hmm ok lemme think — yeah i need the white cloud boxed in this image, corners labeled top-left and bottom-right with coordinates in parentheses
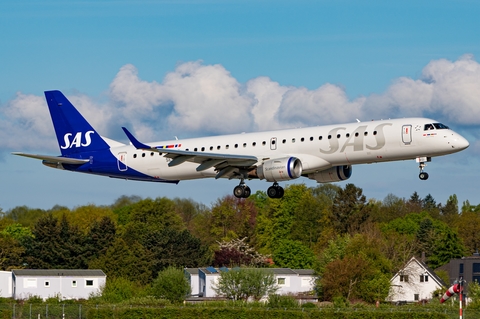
top-left (1, 55), bottom-right (480, 154)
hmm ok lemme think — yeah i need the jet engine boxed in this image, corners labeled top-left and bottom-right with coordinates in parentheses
top-left (256, 157), bottom-right (303, 182)
top-left (308, 165), bottom-right (352, 183)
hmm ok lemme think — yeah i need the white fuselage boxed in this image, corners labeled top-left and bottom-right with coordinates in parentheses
top-left (111, 118), bottom-right (468, 182)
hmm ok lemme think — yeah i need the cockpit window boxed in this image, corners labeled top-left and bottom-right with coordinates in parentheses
top-left (424, 123), bottom-right (449, 131)
top-left (433, 123), bottom-right (449, 129)
top-left (424, 124), bottom-right (435, 130)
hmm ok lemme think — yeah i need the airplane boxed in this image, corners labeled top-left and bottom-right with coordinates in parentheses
top-left (13, 90), bottom-right (470, 199)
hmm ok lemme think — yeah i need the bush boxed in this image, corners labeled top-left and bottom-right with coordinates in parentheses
top-left (267, 294), bottom-right (299, 309)
top-left (152, 267), bottom-right (190, 304)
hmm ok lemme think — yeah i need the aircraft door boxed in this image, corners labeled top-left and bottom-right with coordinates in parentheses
top-left (270, 137), bottom-right (277, 150)
top-left (117, 152), bottom-right (127, 171)
top-left (402, 125), bottom-right (412, 145)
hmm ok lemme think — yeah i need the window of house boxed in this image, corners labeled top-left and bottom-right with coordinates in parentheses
top-left (72, 280), bottom-right (77, 288)
top-left (86, 280), bottom-right (94, 287)
top-left (420, 275), bottom-right (429, 282)
top-left (414, 294), bottom-right (419, 301)
top-left (24, 278), bottom-right (37, 288)
top-left (400, 275), bottom-right (409, 282)
top-left (460, 263), bottom-right (464, 275)
top-left (277, 278), bottom-right (286, 285)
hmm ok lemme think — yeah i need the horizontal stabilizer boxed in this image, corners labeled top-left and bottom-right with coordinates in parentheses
top-left (12, 152), bottom-right (89, 165)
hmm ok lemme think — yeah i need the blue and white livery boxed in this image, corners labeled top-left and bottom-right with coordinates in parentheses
top-left (13, 90), bottom-right (469, 199)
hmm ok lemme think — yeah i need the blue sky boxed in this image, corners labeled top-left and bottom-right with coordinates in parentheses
top-left (1, 0), bottom-right (480, 211)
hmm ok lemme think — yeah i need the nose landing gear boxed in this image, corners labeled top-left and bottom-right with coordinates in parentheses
top-left (418, 159), bottom-right (429, 180)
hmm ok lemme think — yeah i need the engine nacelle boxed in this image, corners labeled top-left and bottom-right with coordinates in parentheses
top-left (256, 157), bottom-right (303, 182)
top-left (308, 165), bottom-right (352, 183)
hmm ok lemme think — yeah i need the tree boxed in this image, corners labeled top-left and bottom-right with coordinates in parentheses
top-left (143, 227), bottom-right (210, 276)
top-left (331, 184), bottom-right (371, 234)
top-left (213, 237), bottom-right (269, 267)
top-left (152, 267), bottom-right (190, 303)
top-left (84, 216), bottom-right (116, 262)
top-left (23, 214), bottom-right (86, 269)
top-left (440, 194), bottom-right (459, 226)
top-left (213, 268), bottom-right (278, 301)
top-left (455, 211), bottom-right (480, 254)
top-left (209, 195), bottom-right (258, 242)
top-left (273, 239), bottom-right (316, 269)
top-left (89, 237), bottom-right (152, 285)
top-left (0, 234), bottom-right (24, 270)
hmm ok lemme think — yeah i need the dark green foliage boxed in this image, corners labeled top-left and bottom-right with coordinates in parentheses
top-left (86, 307), bottom-right (449, 319)
top-left (89, 237), bottom-right (153, 285)
top-left (331, 184), bottom-right (371, 234)
top-left (143, 228), bottom-right (210, 275)
top-left (267, 294), bottom-right (299, 308)
top-left (22, 214), bottom-right (86, 268)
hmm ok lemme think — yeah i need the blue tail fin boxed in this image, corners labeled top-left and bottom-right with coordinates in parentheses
top-left (45, 90), bottom-right (110, 156)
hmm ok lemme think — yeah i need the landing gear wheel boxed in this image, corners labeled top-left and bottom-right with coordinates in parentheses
top-left (243, 186), bottom-right (251, 198)
top-left (267, 186), bottom-right (278, 198)
top-left (419, 172), bottom-right (429, 180)
top-left (233, 185), bottom-right (251, 198)
top-left (234, 185), bottom-right (245, 198)
top-left (267, 183), bottom-right (284, 199)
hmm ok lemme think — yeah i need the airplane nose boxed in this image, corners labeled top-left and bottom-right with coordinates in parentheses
top-left (454, 134), bottom-right (469, 150)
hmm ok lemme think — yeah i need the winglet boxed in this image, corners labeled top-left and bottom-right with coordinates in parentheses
top-left (122, 127), bottom-right (153, 150)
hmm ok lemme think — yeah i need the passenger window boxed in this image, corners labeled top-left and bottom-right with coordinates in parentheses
top-left (243, 143), bottom-right (247, 147)
top-left (282, 139), bottom-right (286, 144)
top-left (252, 142), bottom-right (256, 146)
top-left (301, 137), bottom-right (305, 142)
top-left (292, 138), bottom-right (296, 143)
top-left (337, 134), bottom-right (341, 138)
top-left (310, 137), bottom-right (313, 141)
top-left (262, 141), bottom-right (266, 146)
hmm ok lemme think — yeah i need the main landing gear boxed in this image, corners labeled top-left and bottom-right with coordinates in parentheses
top-left (267, 182), bottom-right (284, 199)
top-left (233, 182), bottom-right (251, 198)
top-left (232, 181), bottom-right (285, 199)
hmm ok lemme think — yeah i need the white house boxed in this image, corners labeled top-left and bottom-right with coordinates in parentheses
top-left (0, 271), bottom-right (12, 298)
top-left (387, 256), bottom-right (446, 303)
top-left (195, 267), bottom-right (315, 298)
top-left (12, 269), bottom-right (106, 300)
top-left (184, 268), bottom-right (200, 296)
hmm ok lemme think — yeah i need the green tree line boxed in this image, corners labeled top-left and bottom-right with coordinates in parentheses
top-left (1, 183), bottom-right (478, 303)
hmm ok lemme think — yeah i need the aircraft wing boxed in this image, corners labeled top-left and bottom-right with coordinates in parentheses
top-left (12, 152), bottom-right (90, 165)
top-left (122, 127), bottom-right (258, 179)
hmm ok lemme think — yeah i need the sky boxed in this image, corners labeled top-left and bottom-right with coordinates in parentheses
top-left (1, 0), bottom-right (480, 211)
